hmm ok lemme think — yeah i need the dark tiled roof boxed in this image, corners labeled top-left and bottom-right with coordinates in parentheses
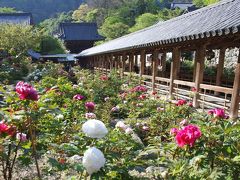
top-left (0, 13), bottom-right (33, 25)
top-left (59, 23), bottom-right (104, 41)
top-left (79, 0), bottom-right (240, 56)
top-left (172, 0), bottom-right (193, 3)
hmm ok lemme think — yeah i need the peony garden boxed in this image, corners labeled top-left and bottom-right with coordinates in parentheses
top-left (0, 63), bottom-right (239, 180)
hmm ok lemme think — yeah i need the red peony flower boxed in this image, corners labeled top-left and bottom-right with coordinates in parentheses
top-left (15, 81), bottom-right (38, 101)
top-left (176, 99), bottom-right (187, 106)
top-left (138, 94), bottom-right (147, 100)
top-left (175, 124), bottom-right (201, 148)
top-left (208, 108), bottom-right (228, 119)
top-left (191, 87), bottom-right (197, 92)
top-left (131, 85), bottom-right (148, 93)
top-left (85, 102), bottom-right (95, 112)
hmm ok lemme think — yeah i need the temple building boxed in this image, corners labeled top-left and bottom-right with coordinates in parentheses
top-left (58, 23), bottom-right (104, 53)
top-left (0, 12), bottom-right (33, 25)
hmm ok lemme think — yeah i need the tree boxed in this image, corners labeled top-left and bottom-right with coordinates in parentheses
top-left (193, 0), bottom-right (219, 7)
top-left (99, 16), bottom-right (129, 40)
top-left (158, 8), bottom-right (182, 21)
top-left (40, 36), bottom-right (66, 55)
top-left (72, 4), bottom-right (92, 22)
top-left (38, 12), bottom-right (72, 35)
top-left (0, 25), bottom-right (41, 57)
top-left (129, 13), bottom-right (159, 32)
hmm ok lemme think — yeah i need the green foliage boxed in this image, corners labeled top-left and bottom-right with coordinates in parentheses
top-left (0, 24), bottom-right (41, 56)
top-left (99, 16), bottom-right (130, 40)
top-left (38, 12), bottom-right (72, 35)
top-left (158, 8), bottom-right (183, 21)
top-left (129, 13), bottom-right (159, 32)
top-left (40, 36), bottom-right (66, 55)
top-left (193, 0), bottom-right (220, 7)
top-left (0, 7), bottom-right (17, 13)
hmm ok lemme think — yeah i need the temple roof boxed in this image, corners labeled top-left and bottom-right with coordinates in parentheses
top-left (0, 12), bottom-right (33, 25)
top-left (58, 23), bottom-right (104, 41)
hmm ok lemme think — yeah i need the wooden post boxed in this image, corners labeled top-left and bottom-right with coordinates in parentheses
top-left (230, 53), bottom-right (240, 118)
top-left (122, 53), bottom-right (126, 77)
top-left (152, 50), bottom-right (158, 91)
top-left (161, 52), bottom-right (166, 77)
top-left (169, 47), bottom-right (181, 98)
top-left (193, 45), bottom-right (206, 107)
top-left (215, 47), bottom-right (226, 95)
top-left (140, 50), bottom-right (146, 77)
top-left (110, 54), bottom-right (114, 70)
top-left (193, 51), bottom-right (197, 81)
top-left (129, 53), bottom-right (134, 72)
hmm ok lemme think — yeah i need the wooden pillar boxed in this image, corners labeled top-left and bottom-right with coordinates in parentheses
top-left (110, 54), bottom-right (114, 70)
top-left (152, 50), bottom-right (158, 91)
top-left (193, 45), bottom-right (206, 107)
top-left (193, 51), bottom-right (197, 81)
top-left (122, 53), bottom-right (126, 77)
top-left (230, 53), bottom-right (240, 118)
top-left (215, 47), bottom-right (226, 95)
top-left (161, 52), bottom-right (166, 77)
top-left (169, 47), bottom-right (181, 98)
top-left (140, 50), bottom-right (146, 77)
top-left (129, 53), bottom-right (134, 72)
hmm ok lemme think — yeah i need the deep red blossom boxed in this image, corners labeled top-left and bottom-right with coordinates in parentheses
top-left (138, 94), bottom-right (147, 100)
top-left (175, 124), bottom-right (201, 148)
top-left (85, 102), bottom-right (95, 112)
top-left (0, 122), bottom-right (9, 133)
top-left (0, 122), bottom-right (16, 137)
top-left (176, 99), bottom-right (187, 106)
top-left (73, 94), bottom-right (85, 100)
top-left (15, 81), bottom-right (38, 101)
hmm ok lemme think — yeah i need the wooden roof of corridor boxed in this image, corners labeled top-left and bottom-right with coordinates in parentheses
top-left (79, 0), bottom-right (240, 56)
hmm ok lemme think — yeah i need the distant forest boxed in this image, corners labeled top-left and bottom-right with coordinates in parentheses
top-left (0, 0), bottom-right (84, 22)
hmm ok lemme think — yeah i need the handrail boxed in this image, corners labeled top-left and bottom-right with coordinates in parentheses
top-left (174, 80), bottom-right (195, 87)
top-left (200, 84), bottom-right (233, 94)
top-left (155, 77), bottom-right (170, 83)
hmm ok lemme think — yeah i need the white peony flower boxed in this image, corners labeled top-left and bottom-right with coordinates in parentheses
top-left (56, 114), bottom-right (64, 120)
top-left (82, 120), bottom-right (108, 138)
top-left (82, 147), bottom-right (106, 175)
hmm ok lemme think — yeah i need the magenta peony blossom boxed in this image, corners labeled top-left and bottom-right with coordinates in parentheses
top-left (176, 99), bottom-right (187, 106)
top-left (100, 75), bottom-right (108, 81)
top-left (85, 102), bottom-right (95, 112)
top-left (73, 94), bottom-right (85, 101)
top-left (16, 133), bottom-right (27, 142)
top-left (0, 121), bottom-right (9, 134)
top-left (208, 108), bottom-right (228, 119)
top-left (175, 124), bottom-right (201, 148)
top-left (15, 81), bottom-right (38, 101)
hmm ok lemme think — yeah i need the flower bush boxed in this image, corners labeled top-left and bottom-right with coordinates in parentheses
top-left (0, 68), bottom-right (239, 179)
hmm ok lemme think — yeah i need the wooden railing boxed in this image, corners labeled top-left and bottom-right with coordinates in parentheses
top-left (93, 67), bottom-right (238, 114)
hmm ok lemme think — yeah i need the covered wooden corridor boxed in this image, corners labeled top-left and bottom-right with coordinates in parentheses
top-left (77, 0), bottom-right (240, 118)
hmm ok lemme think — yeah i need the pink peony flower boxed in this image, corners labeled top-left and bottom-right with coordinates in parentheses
top-left (176, 99), bottom-right (187, 106)
top-left (85, 102), bottom-right (95, 112)
top-left (115, 121), bottom-right (128, 131)
top-left (191, 87), bottom-right (197, 92)
top-left (111, 106), bottom-right (119, 112)
top-left (15, 81), bottom-right (38, 101)
top-left (170, 128), bottom-right (178, 136)
top-left (73, 94), bottom-right (85, 100)
top-left (100, 75), bottom-right (108, 81)
top-left (175, 124), bottom-right (201, 148)
top-left (131, 85), bottom-right (147, 93)
top-left (16, 133), bottom-right (27, 142)
top-left (85, 113), bottom-right (97, 119)
top-left (208, 108), bottom-right (228, 119)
